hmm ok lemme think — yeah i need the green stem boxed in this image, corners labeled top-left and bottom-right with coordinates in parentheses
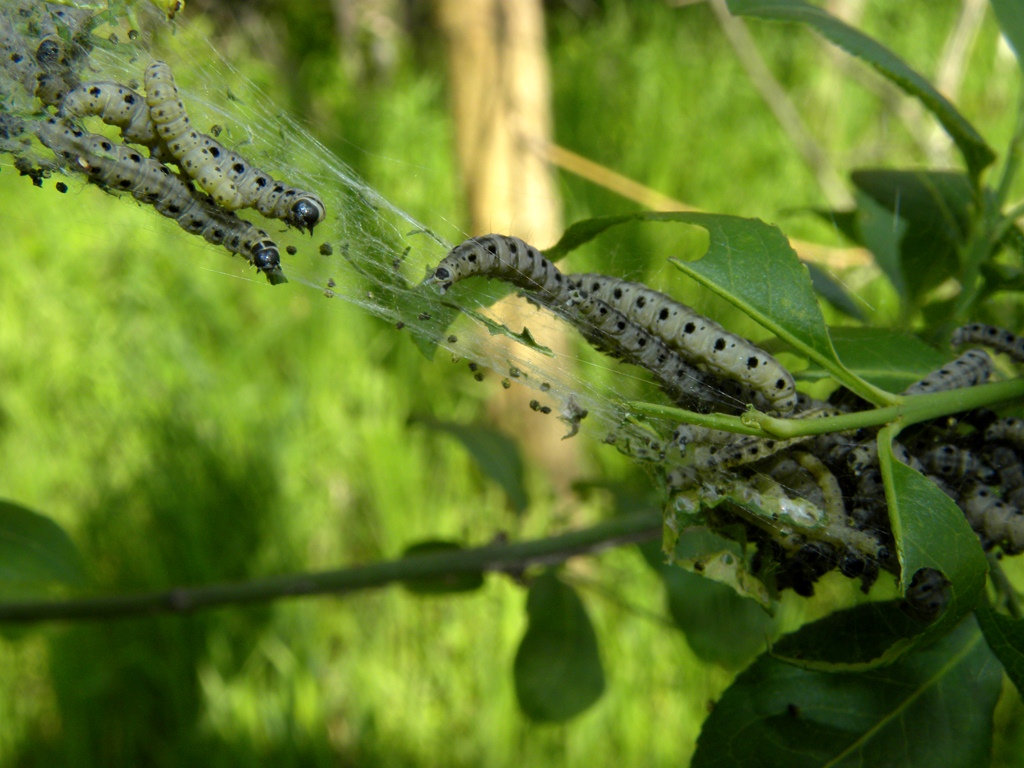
top-left (629, 376), bottom-right (1024, 439)
top-left (996, 85), bottom-right (1024, 209)
top-left (0, 513), bottom-right (661, 624)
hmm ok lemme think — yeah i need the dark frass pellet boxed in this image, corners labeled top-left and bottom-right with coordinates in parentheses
top-left (447, 335), bottom-right (458, 344)
top-left (286, 245), bottom-right (297, 255)
top-left (55, 181), bottom-right (67, 193)
top-left (319, 242), bottom-right (333, 256)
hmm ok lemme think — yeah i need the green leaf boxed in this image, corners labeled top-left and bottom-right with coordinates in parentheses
top-left (975, 598), bottom-right (1024, 696)
top-left (693, 615), bottom-right (1002, 768)
top-left (880, 434), bottom-right (988, 641)
top-left (819, 327), bottom-right (948, 393)
top-left (663, 566), bottom-right (780, 669)
top-left (852, 170), bottom-right (974, 302)
top-left (413, 418), bottom-right (529, 514)
top-left (399, 541), bottom-right (485, 594)
top-left (513, 570), bottom-right (605, 721)
top-left (770, 601), bottom-right (928, 671)
top-left (852, 188), bottom-right (909, 299)
top-left (990, 0), bottom-right (1024, 74)
top-left (667, 214), bottom-right (887, 402)
top-left (803, 261), bottom-right (866, 321)
top-left (0, 500), bottom-right (86, 599)
top-left (728, 0), bottom-right (995, 178)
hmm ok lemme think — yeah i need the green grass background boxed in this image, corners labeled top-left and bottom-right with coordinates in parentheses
top-left (2, 0), bottom-right (1023, 765)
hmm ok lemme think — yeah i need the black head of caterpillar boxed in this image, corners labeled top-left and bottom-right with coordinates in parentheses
top-left (428, 234), bottom-right (569, 305)
top-left (567, 274), bottom-right (797, 414)
top-left (36, 117), bottom-right (286, 284)
top-left (144, 61), bottom-right (326, 233)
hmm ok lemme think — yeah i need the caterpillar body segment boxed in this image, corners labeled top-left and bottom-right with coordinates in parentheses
top-left (920, 444), bottom-right (996, 484)
top-left (427, 234), bottom-right (570, 305)
top-left (59, 81), bottom-right (167, 153)
top-left (901, 348), bottom-right (993, 395)
top-left (951, 322), bottom-right (1024, 365)
top-left (959, 484), bottom-right (1024, 554)
top-left (36, 117), bottom-right (285, 283)
top-left (568, 274), bottom-right (797, 413)
top-left (564, 285), bottom-right (739, 412)
top-left (144, 61), bottom-right (325, 233)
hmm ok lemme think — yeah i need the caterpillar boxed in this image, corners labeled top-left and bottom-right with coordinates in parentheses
top-left (985, 418), bottom-right (1024, 450)
top-left (563, 285), bottom-right (747, 412)
top-left (567, 274), bottom-right (797, 414)
top-left (920, 444), bottom-right (995, 484)
top-left (428, 234), bottom-right (753, 412)
top-left (59, 81), bottom-right (167, 156)
top-left (427, 234), bottom-right (570, 304)
top-left (683, 406), bottom-right (840, 470)
top-left (36, 117), bottom-right (286, 284)
top-left (900, 568), bottom-right (951, 624)
top-left (951, 322), bottom-right (1024, 365)
top-left (901, 348), bottom-right (993, 395)
top-left (986, 445), bottom-right (1024, 492)
top-left (144, 61), bottom-right (326, 234)
top-left (959, 484), bottom-right (1024, 554)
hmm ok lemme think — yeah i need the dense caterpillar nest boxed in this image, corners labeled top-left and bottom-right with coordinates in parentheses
top-left (0, 1), bottom-right (323, 284)
top-left (5, 4), bottom-right (1021, 624)
top-left (427, 234), bottom-right (1024, 618)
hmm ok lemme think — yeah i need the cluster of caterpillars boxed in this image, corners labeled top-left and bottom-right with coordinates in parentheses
top-left (1, 2), bottom-right (325, 284)
top-left (427, 235), bottom-right (1024, 619)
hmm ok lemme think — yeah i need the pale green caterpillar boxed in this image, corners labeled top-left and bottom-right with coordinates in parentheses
top-left (144, 60), bottom-right (325, 233)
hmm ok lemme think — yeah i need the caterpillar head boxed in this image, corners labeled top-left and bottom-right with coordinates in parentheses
top-left (251, 239), bottom-right (286, 284)
top-left (290, 194), bottom-right (326, 234)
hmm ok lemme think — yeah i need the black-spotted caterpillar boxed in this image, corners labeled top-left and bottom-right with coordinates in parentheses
top-left (144, 61), bottom-right (326, 234)
top-left (428, 234), bottom-right (791, 413)
top-left (567, 274), bottom-right (797, 413)
top-left (36, 117), bottom-right (286, 283)
top-left (59, 81), bottom-right (169, 158)
top-left (952, 322), bottom-right (1024, 365)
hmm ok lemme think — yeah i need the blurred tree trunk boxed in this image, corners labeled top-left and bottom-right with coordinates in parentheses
top-left (434, 0), bottom-right (580, 493)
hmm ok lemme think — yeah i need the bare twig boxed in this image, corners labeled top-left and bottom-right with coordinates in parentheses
top-left (0, 513), bottom-right (662, 624)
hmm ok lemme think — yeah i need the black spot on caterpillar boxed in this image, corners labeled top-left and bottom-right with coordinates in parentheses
top-left (144, 61), bottom-right (326, 233)
top-left (567, 274), bottom-right (797, 414)
top-left (951, 322), bottom-right (1024, 365)
top-left (427, 234), bottom-right (569, 304)
top-left (901, 349), bottom-right (993, 395)
top-left (36, 117), bottom-right (286, 284)
top-left (900, 568), bottom-right (950, 623)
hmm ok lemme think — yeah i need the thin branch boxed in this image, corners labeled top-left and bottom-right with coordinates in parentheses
top-left (0, 513), bottom-right (662, 624)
